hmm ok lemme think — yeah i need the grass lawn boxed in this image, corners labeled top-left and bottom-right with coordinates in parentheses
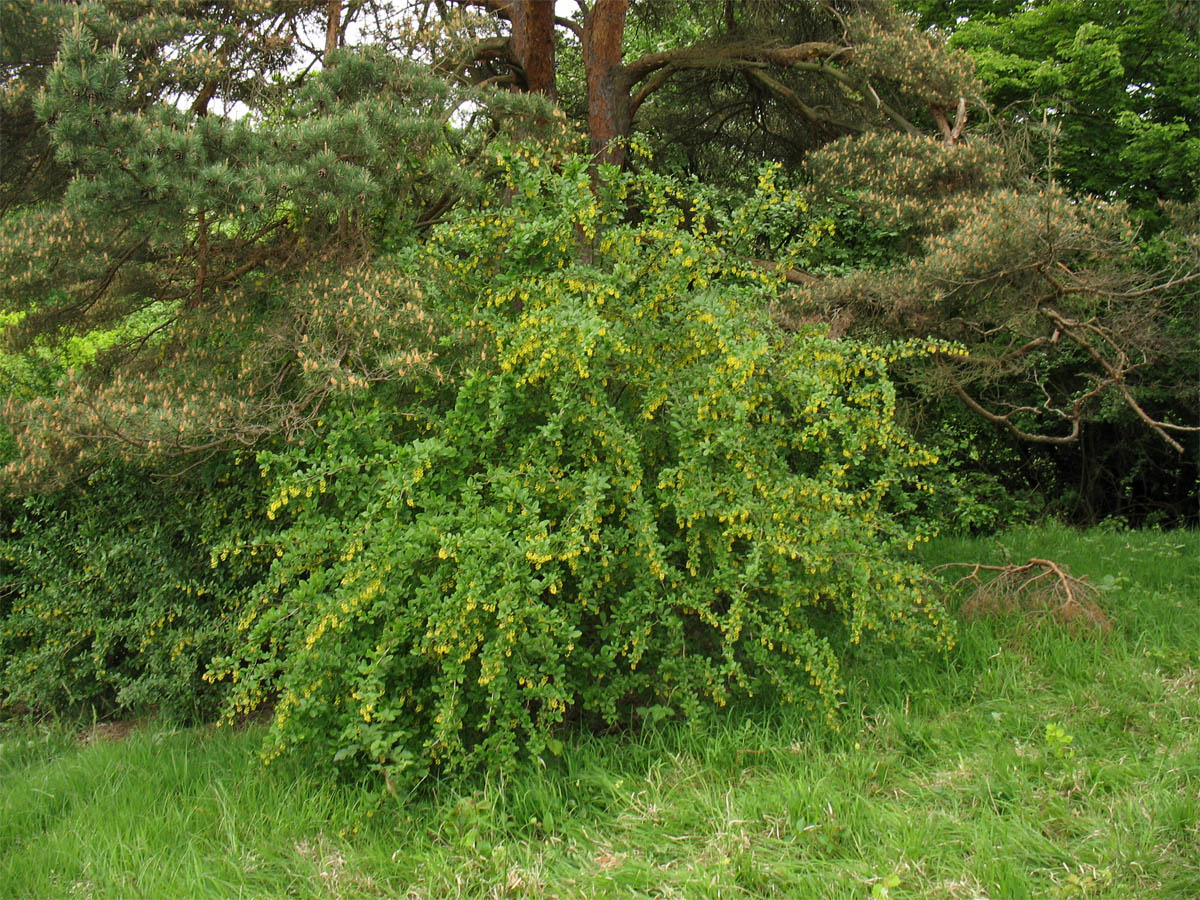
top-left (2, 523), bottom-right (1198, 899)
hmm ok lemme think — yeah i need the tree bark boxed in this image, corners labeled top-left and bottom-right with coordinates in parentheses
top-left (583, 0), bottom-right (631, 168)
top-left (324, 0), bottom-right (341, 59)
top-left (506, 0), bottom-right (557, 97)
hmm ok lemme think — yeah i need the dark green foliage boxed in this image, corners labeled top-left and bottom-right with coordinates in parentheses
top-left (889, 405), bottom-right (1046, 533)
top-left (0, 2), bottom-right (76, 212)
top-left (0, 457), bottom-right (264, 720)
top-left (789, 127), bottom-right (1200, 526)
top-left (1, 0), bottom-right (325, 213)
top-left (626, 0), bottom-right (980, 187)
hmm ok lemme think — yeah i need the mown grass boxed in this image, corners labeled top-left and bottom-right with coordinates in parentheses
top-left (2, 523), bottom-right (1198, 899)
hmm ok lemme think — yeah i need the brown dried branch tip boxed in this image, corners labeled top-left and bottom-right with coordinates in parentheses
top-left (935, 558), bottom-right (1110, 634)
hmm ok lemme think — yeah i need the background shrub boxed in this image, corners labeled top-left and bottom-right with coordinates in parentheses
top-left (0, 457), bottom-right (262, 721)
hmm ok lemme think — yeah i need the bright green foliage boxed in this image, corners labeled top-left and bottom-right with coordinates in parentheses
top-left (926, 0), bottom-right (1200, 215)
top-left (209, 153), bottom-right (957, 786)
top-left (3, 525), bottom-right (1199, 899)
top-left (0, 458), bottom-right (263, 720)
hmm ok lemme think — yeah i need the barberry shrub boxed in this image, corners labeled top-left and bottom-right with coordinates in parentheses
top-left (209, 153), bottom-right (957, 785)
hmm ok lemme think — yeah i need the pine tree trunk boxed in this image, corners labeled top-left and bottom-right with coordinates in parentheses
top-left (507, 0), bottom-right (557, 98)
top-left (324, 0), bottom-right (341, 59)
top-left (583, 0), bottom-right (631, 168)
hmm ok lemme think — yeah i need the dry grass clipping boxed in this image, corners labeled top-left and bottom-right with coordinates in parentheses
top-left (936, 558), bottom-right (1111, 634)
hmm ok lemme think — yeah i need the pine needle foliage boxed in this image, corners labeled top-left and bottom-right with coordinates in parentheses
top-left (626, 0), bottom-right (980, 184)
top-left (786, 126), bottom-right (1200, 522)
top-left (0, 6), bottom-right (558, 488)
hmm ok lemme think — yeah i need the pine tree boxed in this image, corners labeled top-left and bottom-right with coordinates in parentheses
top-left (0, 1), bottom-right (558, 485)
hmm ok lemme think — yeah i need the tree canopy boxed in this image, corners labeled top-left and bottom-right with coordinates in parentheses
top-left (923, 0), bottom-right (1200, 215)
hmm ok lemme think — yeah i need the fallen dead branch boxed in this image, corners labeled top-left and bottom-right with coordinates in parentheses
top-left (933, 558), bottom-right (1110, 634)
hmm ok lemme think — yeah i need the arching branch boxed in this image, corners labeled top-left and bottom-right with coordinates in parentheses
top-left (1038, 306), bottom-right (1199, 453)
top-left (747, 69), bottom-right (865, 134)
top-left (951, 383), bottom-right (1084, 445)
top-left (624, 41), bottom-right (850, 84)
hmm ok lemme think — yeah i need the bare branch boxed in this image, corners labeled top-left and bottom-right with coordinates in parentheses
top-left (748, 257), bottom-right (818, 286)
top-left (932, 97), bottom-right (968, 148)
top-left (630, 65), bottom-right (675, 115)
top-left (951, 383), bottom-right (1082, 444)
top-left (747, 69), bottom-right (864, 133)
top-left (555, 15), bottom-right (583, 40)
top-left (950, 96), bottom-right (968, 143)
top-left (625, 40), bottom-right (849, 84)
top-left (1039, 305), bottom-right (1199, 452)
top-left (934, 558), bottom-right (1109, 633)
top-left (433, 35), bottom-right (512, 80)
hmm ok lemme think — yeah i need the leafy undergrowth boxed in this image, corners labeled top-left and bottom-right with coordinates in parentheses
top-left (2, 524), bottom-right (1197, 899)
